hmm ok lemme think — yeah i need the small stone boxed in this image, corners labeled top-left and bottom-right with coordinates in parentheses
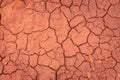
top-left (88, 55), bottom-right (93, 62)
top-left (87, 72), bottom-right (91, 79)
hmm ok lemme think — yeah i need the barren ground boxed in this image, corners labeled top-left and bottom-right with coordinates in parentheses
top-left (0, 0), bottom-right (120, 80)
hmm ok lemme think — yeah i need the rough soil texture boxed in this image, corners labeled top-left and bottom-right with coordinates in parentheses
top-left (0, 0), bottom-right (120, 80)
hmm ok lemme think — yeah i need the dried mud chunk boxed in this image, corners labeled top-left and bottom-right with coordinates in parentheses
top-left (114, 63), bottom-right (120, 73)
top-left (0, 62), bottom-right (3, 74)
top-left (75, 53), bottom-right (84, 67)
top-left (16, 32), bottom-right (27, 50)
top-left (2, 55), bottom-right (9, 65)
top-left (87, 18), bottom-right (105, 35)
top-left (35, 66), bottom-right (55, 80)
top-left (69, 15), bottom-right (85, 28)
top-left (100, 43), bottom-right (112, 50)
top-left (27, 37), bottom-right (40, 55)
top-left (94, 60), bottom-right (105, 72)
top-left (24, 66), bottom-right (37, 79)
top-left (56, 28), bottom-right (70, 43)
top-left (73, 0), bottom-right (82, 5)
top-left (0, 0), bottom-right (13, 8)
top-left (15, 53), bottom-right (29, 69)
top-left (88, 0), bottom-right (97, 17)
top-left (70, 27), bottom-right (90, 45)
top-left (60, 6), bottom-right (74, 21)
top-left (50, 8), bottom-right (69, 30)
top-left (39, 29), bottom-right (60, 51)
top-left (3, 62), bottom-right (17, 74)
top-left (29, 54), bottom-right (38, 67)
top-left (0, 26), bottom-right (4, 40)
top-left (100, 28), bottom-right (113, 43)
top-left (115, 63), bottom-right (120, 80)
top-left (0, 40), bottom-right (6, 57)
top-left (46, 0), bottom-right (60, 12)
top-left (22, 10), bottom-right (35, 33)
top-left (78, 62), bottom-right (92, 77)
top-left (102, 50), bottom-right (111, 59)
top-left (11, 70), bottom-right (30, 80)
top-left (104, 15), bottom-right (120, 29)
top-left (108, 4), bottom-right (120, 17)
top-left (38, 54), bottom-right (51, 66)
top-left (61, 0), bottom-right (72, 7)
top-left (63, 38), bottom-right (79, 57)
top-left (70, 5), bottom-right (82, 15)
top-left (1, 4), bottom-right (24, 34)
top-left (105, 69), bottom-right (116, 80)
top-left (4, 29), bottom-right (16, 42)
top-left (66, 57), bottom-right (76, 67)
top-left (96, 0), bottom-right (110, 10)
top-left (79, 43), bottom-right (93, 55)
top-left (109, 0), bottom-right (119, 4)
top-left (92, 47), bottom-right (104, 60)
top-left (9, 52), bottom-right (19, 62)
top-left (53, 47), bottom-right (64, 65)
top-left (50, 9), bottom-right (70, 43)
top-left (32, 12), bottom-right (49, 31)
top-left (103, 57), bottom-right (116, 68)
top-left (34, 2), bottom-right (46, 13)
top-left (5, 42), bottom-right (16, 54)
top-left (0, 75), bottom-right (12, 80)
top-left (112, 47), bottom-right (120, 62)
top-left (88, 33), bottom-right (99, 47)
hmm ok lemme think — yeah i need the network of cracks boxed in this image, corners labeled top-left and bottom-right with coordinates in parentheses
top-left (0, 0), bottom-right (120, 80)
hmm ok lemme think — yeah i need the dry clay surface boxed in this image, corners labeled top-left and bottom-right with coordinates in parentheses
top-left (0, 0), bottom-right (120, 80)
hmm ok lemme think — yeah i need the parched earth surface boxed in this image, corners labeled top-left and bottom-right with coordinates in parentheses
top-left (0, 0), bottom-right (120, 80)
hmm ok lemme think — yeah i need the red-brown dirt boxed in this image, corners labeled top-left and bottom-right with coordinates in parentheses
top-left (0, 0), bottom-right (120, 80)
